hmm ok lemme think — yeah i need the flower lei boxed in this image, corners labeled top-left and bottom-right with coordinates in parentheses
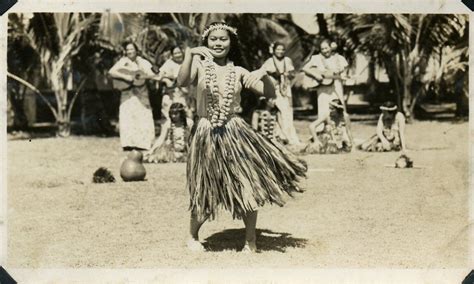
top-left (204, 59), bottom-right (236, 128)
top-left (167, 123), bottom-right (176, 151)
top-left (326, 120), bottom-right (345, 149)
top-left (259, 110), bottom-right (276, 139)
top-left (167, 122), bottom-right (188, 154)
top-left (272, 56), bottom-right (288, 95)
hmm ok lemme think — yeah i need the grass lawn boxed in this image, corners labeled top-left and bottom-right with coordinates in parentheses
top-left (6, 119), bottom-right (469, 268)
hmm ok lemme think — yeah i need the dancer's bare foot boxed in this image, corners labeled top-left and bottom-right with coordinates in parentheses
top-left (241, 241), bottom-right (257, 253)
top-left (187, 239), bottom-right (205, 252)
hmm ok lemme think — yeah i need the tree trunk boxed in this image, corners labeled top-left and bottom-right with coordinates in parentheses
top-left (455, 72), bottom-right (469, 117)
top-left (388, 58), bottom-right (403, 112)
top-left (57, 120), bottom-right (71, 137)
top-left (51, 61), bottom-right (72, 137)
top-left (399, 52), bottom-right (414, 122)
top-left (316, 14), bottom-right (329, 38)
top-left (402, 80), bottom-right (412, 121)
top-left (367, 57), bottom-right (377, 99)
top-left (56, 98), bottom-right (71, 137)
top-left (54, 86), bottom-right (72, 137)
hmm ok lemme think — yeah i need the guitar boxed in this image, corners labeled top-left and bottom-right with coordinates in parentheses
top-left (112, 69), bottom-right (156, 91)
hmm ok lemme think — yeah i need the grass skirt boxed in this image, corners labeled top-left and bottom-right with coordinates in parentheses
top-left (358, 133), bottom-right (401, 152)
top-left (145, 142), bottom-right (187, 163)
top-left (187, 116), bottom-right (307, 220)
top-left (302, 132), bottom-right (352, 155)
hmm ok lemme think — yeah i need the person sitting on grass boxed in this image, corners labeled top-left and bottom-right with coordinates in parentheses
top-left (251, 96), bottom-right (288, 144)
top-left (304, 98), bottom-right (353, 154)
top-left (144, 103), bottom-right (193, 163)
top-left (358, 101), bottom-right (406, 152)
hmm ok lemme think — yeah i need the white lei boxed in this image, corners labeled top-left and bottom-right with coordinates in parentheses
top-left (204, 59), bottom-right (237, 128)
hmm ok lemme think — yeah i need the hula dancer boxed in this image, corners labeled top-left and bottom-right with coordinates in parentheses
top-left (177, 22), bottom-right (307, 253)
top-left (358, 101), bottom-right (407, 152)
top-left (144, 103), bottom-right (193, 163)
top-left (305, 98), bottom-right (353, 154)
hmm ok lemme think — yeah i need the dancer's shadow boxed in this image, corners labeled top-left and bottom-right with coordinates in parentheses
top-left (203, 228), bottom-right (307, 252)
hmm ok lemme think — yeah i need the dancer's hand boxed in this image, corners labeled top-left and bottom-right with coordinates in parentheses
top-left (189, 47), bottom-right (214, 59)
top-left (243, 68), bottom-right (267, 89)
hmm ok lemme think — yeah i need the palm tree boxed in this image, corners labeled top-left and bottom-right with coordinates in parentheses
top-left (7, 13), bottom-right (98, 136)
top-left (8, 12), bottom-right (303, 136)
top-left (334, 14), bottom-right (468, 120)
top-left (98, 12), bottom-right (199, 68)
top-left (158, 13), bottom-right (296, 69)
top-left (99, 12), bottom-right (307, 71)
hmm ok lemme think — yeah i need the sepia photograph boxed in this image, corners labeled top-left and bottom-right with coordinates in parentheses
top-left (1, 1), bottom-right (472, 283)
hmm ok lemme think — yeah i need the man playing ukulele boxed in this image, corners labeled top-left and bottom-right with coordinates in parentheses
top-left (302, 39), bottom-right (349, 120)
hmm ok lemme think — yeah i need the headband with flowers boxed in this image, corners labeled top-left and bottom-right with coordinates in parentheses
top-left (170, 104), bottom-right (185, 112)
top-left (201, 23), bottom-right (238, 40)
top-left (380, 105), bottom-right (397, 111)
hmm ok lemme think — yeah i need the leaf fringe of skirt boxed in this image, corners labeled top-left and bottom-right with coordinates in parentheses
top-left (357, 134), bottom-right (401, 152)
top-left (187, 117), bottom-right (307, 220)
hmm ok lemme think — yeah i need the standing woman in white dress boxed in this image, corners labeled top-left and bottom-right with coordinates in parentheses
top-left (159, 45), bottom-right (193, 119)
top-left (261, 42), bottom-right (301, 145)
top-left (108, 41), bottom-right (157, 151)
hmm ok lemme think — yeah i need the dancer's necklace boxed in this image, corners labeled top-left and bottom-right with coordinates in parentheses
top-left (204, 59), bottom-right (236, 128)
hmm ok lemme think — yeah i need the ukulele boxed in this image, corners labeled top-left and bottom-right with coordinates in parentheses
top-left (302, 54), bottom-right (349, 90)
top-left (112, 69), bottom-right (156, 91)
top-left (303, 67), bottom-right (348, 89)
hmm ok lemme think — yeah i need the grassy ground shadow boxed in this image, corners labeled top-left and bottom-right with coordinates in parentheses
top-left (203, 228), bottom-right (308, 253)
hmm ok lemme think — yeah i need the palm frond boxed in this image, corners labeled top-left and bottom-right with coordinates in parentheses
top-left (7, 71), bottom-right (58, 119)
top-left (256, 18), bottom-right (289, 38)
top-left (98, 13), bottom-right (145, 47)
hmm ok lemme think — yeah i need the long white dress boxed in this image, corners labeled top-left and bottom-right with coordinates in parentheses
top-left (111, 56), bottom-right (155, 150)
top-left (261, 56), bottom-right (301, 145)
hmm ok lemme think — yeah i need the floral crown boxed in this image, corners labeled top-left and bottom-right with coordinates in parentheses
top-left (169, 103), bottom-right (185, 113)
top-left (201, 23), bottom-right (238, 39)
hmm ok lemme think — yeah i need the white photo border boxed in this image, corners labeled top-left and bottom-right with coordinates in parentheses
top-left (0, 0), bottom-right (472, 283)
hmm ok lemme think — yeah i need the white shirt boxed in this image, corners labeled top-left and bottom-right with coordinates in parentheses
top-left (305, 53), bottom-right (348, 74)
top-left (111, 56), bottom-right (154, 76)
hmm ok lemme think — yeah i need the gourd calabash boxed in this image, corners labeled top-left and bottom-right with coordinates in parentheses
top-left (127, 150), bottom-right (143, 162)
top-left (120, 150), bottom-right (146, 182)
